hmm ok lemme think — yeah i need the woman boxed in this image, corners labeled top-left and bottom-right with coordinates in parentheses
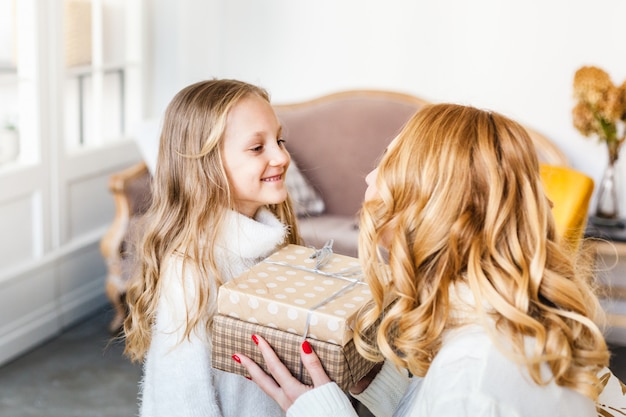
top-left (236, 103), bottom-right (609, 416)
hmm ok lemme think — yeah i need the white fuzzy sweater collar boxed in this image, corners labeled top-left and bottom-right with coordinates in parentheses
top-left (216, 207), bottom-right (288, 262)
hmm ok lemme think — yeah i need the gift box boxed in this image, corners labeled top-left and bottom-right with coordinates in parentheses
top-left (211, 243), bottom-right (378, 391)
top-left (216, 244), bottom-right (371, 345)
top-left (211, 315), bottom-right (377, 391)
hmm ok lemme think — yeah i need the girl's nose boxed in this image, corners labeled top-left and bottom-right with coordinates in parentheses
top-left (269, 146), bottom-right (290, 166)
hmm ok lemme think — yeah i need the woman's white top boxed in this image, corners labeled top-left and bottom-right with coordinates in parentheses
top-left (287, 284), bottom-right (596, 417)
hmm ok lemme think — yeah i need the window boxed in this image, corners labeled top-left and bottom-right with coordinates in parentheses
top-left (0, 0), bottom-right (35, 169)
top-left (63, 0), bottom-right (142, 150)
top-left (0, 0), bottom-right (142, 171)
top-left (0, 0), bottom-right (143, 265)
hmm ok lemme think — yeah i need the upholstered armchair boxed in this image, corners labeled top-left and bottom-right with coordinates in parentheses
top-left (100, 161), bottom-right (152, 333)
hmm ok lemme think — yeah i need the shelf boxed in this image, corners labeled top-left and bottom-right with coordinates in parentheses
top-left (65, 63), bottom-right (127, 78)
top-left (589, 240), bottom-right (626, 259)
top-left (585, 218), bottom-right (626, 257)
top-left (0, 65), bottom-right (17, 74)
top-left (586, 218), bottom-right (626, 241)
top-left (583, 218), bottom-right (626, 309)
top-left (0, 65), bottom-right (18, 86)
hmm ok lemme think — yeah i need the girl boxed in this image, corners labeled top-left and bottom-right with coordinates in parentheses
top-left (123, 79), bottom-right (300, 417)
top-left (237, 103), bottom-right (610, 416)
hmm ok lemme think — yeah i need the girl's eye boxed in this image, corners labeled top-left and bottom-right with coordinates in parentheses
top-left (250, 145), bottom-right (263, 152)
top-left (277, 138), bottom-right (286, 147)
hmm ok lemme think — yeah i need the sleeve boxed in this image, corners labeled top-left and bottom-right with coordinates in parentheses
top-left (287, 383), bottom-right (358, 417)
top-left (351, 360), bottom-right (412, 417)
top-left (138, 258), bottom-right (223, 417)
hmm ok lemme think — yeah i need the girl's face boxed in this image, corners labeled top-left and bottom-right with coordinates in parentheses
top-left (222, 95), bottom-right (290, 218)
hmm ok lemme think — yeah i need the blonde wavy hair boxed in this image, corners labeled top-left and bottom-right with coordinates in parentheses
top-left (124, 79), bottom-right (300, 362)
top-left (354, 103), bottom-right (609, 399)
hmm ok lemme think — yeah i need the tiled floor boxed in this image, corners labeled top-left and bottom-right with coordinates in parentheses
top-left (1, 307), bottom-right (626, 417)
top-left (0, 308), bottom-right (142, 417)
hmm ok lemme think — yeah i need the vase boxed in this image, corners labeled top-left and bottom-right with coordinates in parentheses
top-left (592, 157), bottom-right (623, 227)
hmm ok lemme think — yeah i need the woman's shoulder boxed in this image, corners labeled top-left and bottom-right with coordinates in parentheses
top-left (427, 325), bottom-right (493, 382)
top-left (423, 325), bottom-right (595, 416)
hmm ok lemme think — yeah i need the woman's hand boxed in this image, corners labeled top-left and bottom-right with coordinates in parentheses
top-left (234, 334), bottom-right (332, 412)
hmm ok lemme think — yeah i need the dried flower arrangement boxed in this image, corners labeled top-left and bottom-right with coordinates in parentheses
top-left (573, 66), bottom-right (626, 223)
top-left (572, 66), bottom-right (626, 163)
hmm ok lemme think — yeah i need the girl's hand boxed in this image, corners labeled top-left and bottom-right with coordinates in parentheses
top-left (234, 334), bottom-right (332, 412)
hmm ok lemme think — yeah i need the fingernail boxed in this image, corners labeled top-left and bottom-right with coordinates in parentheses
top-left (251, 334), bottom-right (259, 345)
top-left (302, 340), bottom-right (313, 354)
top-left (232, 354), bottom-right (241, 363)
top-left (245, 376), bottom-right (252, 380)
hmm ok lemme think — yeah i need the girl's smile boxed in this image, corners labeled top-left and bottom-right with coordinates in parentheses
top-left (262, 174), bottom-right (284, 182)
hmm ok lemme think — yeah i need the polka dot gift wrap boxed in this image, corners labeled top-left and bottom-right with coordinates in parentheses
top-left (212, 244), bottom-right (378, 390)
top-left (216, 244), bottom-right (372, 346)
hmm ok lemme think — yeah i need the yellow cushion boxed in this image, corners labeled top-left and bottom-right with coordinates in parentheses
top-left (540, 164), bottom-right (594, 250)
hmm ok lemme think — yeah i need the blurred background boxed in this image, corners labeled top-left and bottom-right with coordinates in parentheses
top-left (0, 0), bottom-right (625, 396)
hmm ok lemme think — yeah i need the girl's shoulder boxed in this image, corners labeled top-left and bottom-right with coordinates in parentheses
top-left (159, 252), bottom-right (205, 292)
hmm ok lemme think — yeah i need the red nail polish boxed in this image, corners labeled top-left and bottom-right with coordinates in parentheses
top-left (302, 340), bottom-right (313, 354)
top-left (232, 354), bottom-right (241, 363)
top-left (245, 376), bottom-right (252, 380)
top-left (251, 334), bottom-right (259, 345)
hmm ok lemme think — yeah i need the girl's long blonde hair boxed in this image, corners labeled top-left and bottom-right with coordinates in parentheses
top-left (354, 103), bottom-right (609, 399)
top-left (124, 79), bottom-right (300, 362)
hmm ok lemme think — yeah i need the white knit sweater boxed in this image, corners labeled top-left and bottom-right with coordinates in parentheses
top-left (139, 208), bottom-right (287, 417)
top-left (287, 284), bottom-right (597, 417)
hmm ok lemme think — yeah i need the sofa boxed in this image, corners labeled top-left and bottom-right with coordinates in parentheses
top-left (275, 90), bottom-right (429, 256)
top-left (100, 89), bottom-right (570, 332)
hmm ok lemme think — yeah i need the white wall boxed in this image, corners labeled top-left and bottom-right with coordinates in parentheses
top-left (148, 0), bottom-right (626, 212)
top-left (143, 0), bottom-right (222, 117)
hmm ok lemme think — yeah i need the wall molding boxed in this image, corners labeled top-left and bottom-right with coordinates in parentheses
top-left (0, 229), bottom-right (109, 367)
